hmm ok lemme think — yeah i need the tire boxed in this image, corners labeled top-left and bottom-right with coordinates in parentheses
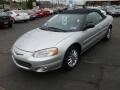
top-left (9, 23), bottom-right (13, 28)
top-left (12, 18), bottom-right (15, 24)
top-left (104, 28), bottom-right (112, 41)
top-left (62, 45), bottom-right (80, 71)
top-left (33, 17), bottom-right (36, 20)
top-left (24, 20), bottom-right (27, 22)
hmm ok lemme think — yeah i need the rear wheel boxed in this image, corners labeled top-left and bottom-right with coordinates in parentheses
top-left (104, 28), bottom-right (112, 41)
top-left (62, 45), bottom-right (80, 71)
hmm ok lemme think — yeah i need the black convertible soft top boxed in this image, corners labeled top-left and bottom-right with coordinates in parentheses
top-left (61, 8), bottom-right (106, 18)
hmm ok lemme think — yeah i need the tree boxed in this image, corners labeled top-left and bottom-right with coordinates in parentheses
top-left (26, 0), bottom-right (36, 9)
top-left (9, 0), bottom-right (13, 9)
top-left (0, 0), bottom-right (4, 9)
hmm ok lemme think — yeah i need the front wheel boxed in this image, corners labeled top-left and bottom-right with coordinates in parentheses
top-left (104, 28), bottom-right (112, 41)
top-left (62, 46), bottom-right (80, 71)
top-left (9, 23), bottom-right (13, 28)
top-left (24, 20), bottom-right (28, 22)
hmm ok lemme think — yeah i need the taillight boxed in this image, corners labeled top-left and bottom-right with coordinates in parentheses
top-left (37, 12), bottom-right (39, 14)
top-left (16, 14), bottom-right (20, 16)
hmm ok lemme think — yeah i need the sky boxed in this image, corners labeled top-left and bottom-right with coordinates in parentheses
top-left (36, 0), bottom-right (86, 4)
top-left (14, 0), bottom-right (86, 4)
top-left (13, 0), bottom-right (86, 5)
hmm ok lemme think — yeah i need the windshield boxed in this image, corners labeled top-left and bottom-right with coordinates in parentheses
top-left (41, 14), bottom-right (84, 32)
top-left (20, 10), bottom-right (29, 13)
top-left (0, 12), bottom-right (8, 16)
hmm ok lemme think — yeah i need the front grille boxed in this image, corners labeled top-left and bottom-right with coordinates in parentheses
top-left (15, 59), bottom-right (32, 68)
top-left (1, 16), bottom-right (10, 21)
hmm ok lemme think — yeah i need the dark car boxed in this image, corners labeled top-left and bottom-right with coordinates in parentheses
top-left (0, 12), bottom-right (13, 28)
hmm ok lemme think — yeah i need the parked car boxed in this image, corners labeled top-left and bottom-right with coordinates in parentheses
top-left (11, 9), bottom-right (113, 72)
top-left (6, 10), bottom-right (30, 23)
top-left (44, 8), bottom-right (54, 15)
top-left (36, 9), bottom-right (50, 17)
top-left (52, 8), bottom-right (63, 14)
top-left (105, 6), bottom-right (120, 16)
top-left (0, 12), bottom-right (13, 28)
top-left (21, 10), bottom-right (37, 20)
top-left (113, 6), bottom-right (120, 16)
top-left (52, 8), bottom-right (59, 14)
top-left (112, 5), bottom-right (120, 9)
top-left (0, 9), bottom-right (4, 12)
top-left (4, 9), bottom-right (10, 12)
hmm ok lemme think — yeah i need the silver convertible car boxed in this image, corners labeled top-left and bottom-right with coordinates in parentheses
top-left (11, 9), bottom-right (113, 72)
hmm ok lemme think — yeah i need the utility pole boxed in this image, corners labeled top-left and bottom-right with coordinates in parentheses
top-left (58, 0), bottom-right (59, 6)
top-left (52, 0), bottom-right (53, 8)
top-left (9, 0), bottom-right (13, 9)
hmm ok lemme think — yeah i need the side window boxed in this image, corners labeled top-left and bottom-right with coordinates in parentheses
top-left (7, 11), bottom-right (13, 15)
top-left (95, 13), bottom-right (103, 22)
top-left (86, 12), bottom-right (103, 26)
top-left (86, 12), bottom-right (97, 25)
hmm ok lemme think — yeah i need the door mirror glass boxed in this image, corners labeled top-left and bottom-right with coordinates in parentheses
top-left (84, 22), bottom-right (95, 30)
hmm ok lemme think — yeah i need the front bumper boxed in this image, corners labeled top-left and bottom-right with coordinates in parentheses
top-left (30, 15), bottom-right (36, 20)
top-left (0, 21), bottom-right (12, 27)
top-left (11, 47), bottom-right (62, 72)
top-left (15, 16), bottom-right (30, 21)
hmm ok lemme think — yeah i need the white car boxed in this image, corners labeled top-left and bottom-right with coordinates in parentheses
top-left (11, 9), bottom-right (113, 72)
top-left (6, 10), bottom-right (30, 23)
top-left (21, 10), bottom-right (37, 20)
top-left (44, 8), bottom-right (54, 14)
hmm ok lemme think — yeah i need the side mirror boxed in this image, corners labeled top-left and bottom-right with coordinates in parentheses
top-left (86, 25), bottom-right (95, 29)
top-left (83, 22), bottom-right (95, 30)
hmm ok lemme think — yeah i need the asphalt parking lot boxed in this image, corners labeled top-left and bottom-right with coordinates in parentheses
top-left (0, 16), bottom-right (120, 90)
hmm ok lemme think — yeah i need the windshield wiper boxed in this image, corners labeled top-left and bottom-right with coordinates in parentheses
top-left (40, 26), bottom-right (66, 32)
top-left (39, 26), bottom-right (48, 30)
top-left (47, 27), bottom-right (67, 32)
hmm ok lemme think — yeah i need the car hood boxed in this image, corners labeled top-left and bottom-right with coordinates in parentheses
top-left (14, 28), bottom-right (73, 52)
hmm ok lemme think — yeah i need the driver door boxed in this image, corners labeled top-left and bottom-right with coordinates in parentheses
top-left (81, 12), bottom-right (103, 52)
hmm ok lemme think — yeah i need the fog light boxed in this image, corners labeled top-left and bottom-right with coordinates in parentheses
top-left (36, 66), bottom-right (48, 72)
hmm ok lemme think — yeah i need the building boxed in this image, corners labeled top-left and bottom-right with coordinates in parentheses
top-left (85, 0), bottom-right (120, 5)
top-left (74, 0), bottom-right (119, 5)
top-left (37, 1), bottom-right (52, 8)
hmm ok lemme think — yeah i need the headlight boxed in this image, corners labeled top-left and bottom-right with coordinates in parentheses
top-left (33, 47), bottom-right (59, 58)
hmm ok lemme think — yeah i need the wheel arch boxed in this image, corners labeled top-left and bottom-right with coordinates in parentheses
top-left (109, 24), bottom-right (112, 29)
top-left (62, 42), bottom-right (82, 70)
top-left (66, 43), bottom-right (82, 54)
